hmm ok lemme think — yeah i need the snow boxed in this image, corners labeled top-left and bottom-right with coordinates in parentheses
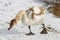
top-left (0, 0), bottom-right (60, 40)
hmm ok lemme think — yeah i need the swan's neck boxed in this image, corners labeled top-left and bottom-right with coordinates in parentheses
top-left (22, 12), bottom-right (29, 21)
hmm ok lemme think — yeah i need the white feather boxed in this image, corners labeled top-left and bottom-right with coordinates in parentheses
top-left (33, 7), bottom-right (40, 14)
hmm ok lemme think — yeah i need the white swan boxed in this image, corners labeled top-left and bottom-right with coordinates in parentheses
top-left (8, 6), bottom-right (48, 35)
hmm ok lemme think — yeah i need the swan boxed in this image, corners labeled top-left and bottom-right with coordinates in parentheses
top-left (8, 6), bottom-right (48, 35)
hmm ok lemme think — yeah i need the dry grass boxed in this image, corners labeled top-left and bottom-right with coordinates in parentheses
top-left (47, 4), bottom-right (60, 18)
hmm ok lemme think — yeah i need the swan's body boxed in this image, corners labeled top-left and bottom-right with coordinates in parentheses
top-left (13, 6), bottom-right (44, 26)
top-left (8, 6), bottom-right (47, 35)
top-left (21, 10), bottom-right (44, 26)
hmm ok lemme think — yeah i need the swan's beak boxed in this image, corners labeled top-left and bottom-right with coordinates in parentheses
top-left (8, 19), bottom-right (16, 30)
top-left (8, 22), bottom-right (14, 30)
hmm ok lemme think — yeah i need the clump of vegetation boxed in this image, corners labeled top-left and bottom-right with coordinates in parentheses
top-left (47, 3), bottom-right (60, 18)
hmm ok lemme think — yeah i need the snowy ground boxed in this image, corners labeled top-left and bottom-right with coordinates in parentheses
top-left (0, 0), bottom-right (60, 40)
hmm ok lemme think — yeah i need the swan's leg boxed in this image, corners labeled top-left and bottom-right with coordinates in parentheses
top-left (26, 26), bottom-right (35, 35)
top-left (40, 24), bottom-right (48, 34)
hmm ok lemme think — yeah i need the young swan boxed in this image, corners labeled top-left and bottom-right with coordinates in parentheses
top-left (8, 6), bottom-right (48, 35)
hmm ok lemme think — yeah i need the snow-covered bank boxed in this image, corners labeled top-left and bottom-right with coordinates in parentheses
top-left (0, 0), bottom-right (60, 40)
